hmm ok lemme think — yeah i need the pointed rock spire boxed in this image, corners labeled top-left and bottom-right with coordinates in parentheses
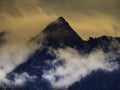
top-left (57, 16), bottom-right (66, 23)
top-left (31, 17), bottom-right (83, 48)
top-left (41, 17), bottom-right (83, 47)
top-left (43, 16), bottom-right (72, 33)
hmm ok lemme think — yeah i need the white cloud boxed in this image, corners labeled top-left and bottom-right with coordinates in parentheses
top-left (0, 40), bottom-right (39, 86)
top-left (13, 72), bottom-right (37, 86)
top-left (42, 47), bottom-right (119, 89)
top-left (0, 8), bottom-right (56, 86)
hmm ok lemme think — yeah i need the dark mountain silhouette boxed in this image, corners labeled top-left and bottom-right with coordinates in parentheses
top-left (31, 16), bottom-right (83, 49)
top-left (4, 17), bottom-right (120, 90)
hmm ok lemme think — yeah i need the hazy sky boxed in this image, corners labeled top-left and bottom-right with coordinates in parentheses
top-left (0, 0), bottom-right (120, 40)
top-left (0, 0), bottom-right (120, 87)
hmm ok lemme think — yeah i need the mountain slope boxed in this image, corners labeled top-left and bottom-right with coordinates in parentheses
top-left (4, 17), bottom-right (120, 90)
top-left (31, 17), bottom-right (84, 49)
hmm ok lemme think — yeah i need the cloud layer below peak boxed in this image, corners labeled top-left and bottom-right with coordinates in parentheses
top-left (42, 47), bottom-right (119, 88)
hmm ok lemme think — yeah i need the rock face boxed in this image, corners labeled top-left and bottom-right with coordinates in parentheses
top-left (4, 17), bottom-right (120, 90)
top-left (31, 17), bottom-right (83, 49)
top-left (32, 17), bottom-right (120, 52)
top-left (42, 17), bottom-right (83, 48)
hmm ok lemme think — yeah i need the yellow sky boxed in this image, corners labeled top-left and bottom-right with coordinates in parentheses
top-left (0, 0), bottom-right (120, 42)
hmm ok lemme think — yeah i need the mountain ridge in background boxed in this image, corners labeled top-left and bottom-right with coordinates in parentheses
top-left (2, 17), bottom-right (120, 90)
top-left (32, 17), bottom-right (120, 53)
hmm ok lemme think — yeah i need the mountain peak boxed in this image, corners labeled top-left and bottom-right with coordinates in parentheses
top-left (57, 16), bottom-right (66, 23)
top-left (40, 17), bottom-right (83, 47)
top-left (31, 17), bottom-right (83, 48)
top-left (43, 16), bottom-right (72, 33)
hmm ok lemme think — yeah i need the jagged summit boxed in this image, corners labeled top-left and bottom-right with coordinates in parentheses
top-left (57, 16), bottom-right (67, 23)
top-left (31, 17), bottom-right (120, 50)
top-left (43, 16), bottom-right (72, 33)
top-left (31, 17), bottom-right (83, 48)
top-left (57, 16), bottom-right (65, 21)
top-left (41, 17), bottom-right (83, 48)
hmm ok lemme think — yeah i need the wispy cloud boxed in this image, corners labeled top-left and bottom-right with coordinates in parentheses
top-left (0, 32), bottom-right (42, 86)
top-left (42, 47), bottom-right (119, 89)
top-left (13, 72), bottom-right (37, 86)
